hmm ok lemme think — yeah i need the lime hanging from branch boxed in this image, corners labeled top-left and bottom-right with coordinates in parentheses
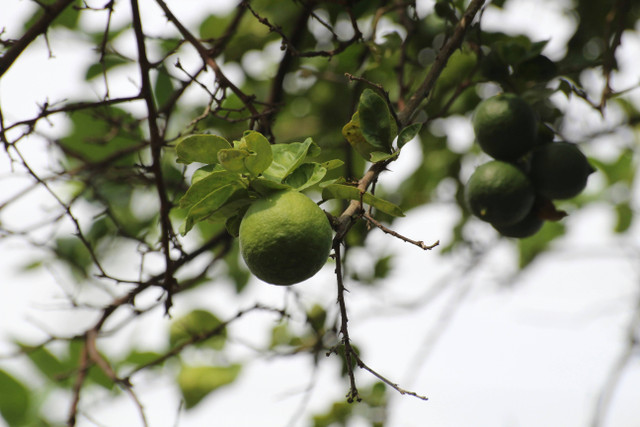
top-left (239, 190), bottom-right (333, 286)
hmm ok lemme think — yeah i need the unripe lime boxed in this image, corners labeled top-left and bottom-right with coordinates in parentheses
top-left (492, 209), bottom-right (544, 238)
top-left (465, 160), bottom-right (535, 225)
top-left (472, 93), bottom-right (537, 161)
top-left (529, 142), bottom-right (594, 200)
top-left (239, 190), bottom-right (333, 286)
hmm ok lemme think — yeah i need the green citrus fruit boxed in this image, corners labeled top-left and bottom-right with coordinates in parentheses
top-left (239, 190), bottom-right (333, 286)
top-left (492, 209), bottom-right (544, 238)
top-left (529, 142), bottom-right (595, 200)
top-left (472, 93), bottom-right (538, 161)
top-left (465, 160), bottom-right (536, 225)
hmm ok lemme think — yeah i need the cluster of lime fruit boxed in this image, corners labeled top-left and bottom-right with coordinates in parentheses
top-left (464, 93), bottom-right (595, 238)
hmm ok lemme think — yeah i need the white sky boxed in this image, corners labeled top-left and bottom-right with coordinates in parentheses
top-left (1, 1), bottom-right (640, 426)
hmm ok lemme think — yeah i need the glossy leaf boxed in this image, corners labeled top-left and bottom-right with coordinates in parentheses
top-left (397, 123), bottom-right (422, 148)
top-left (250, 177), bottom-right (292, 196)
top-left (178, 171), bottom-right (242, 210)
top-left (176, 134), bottom-right (231, 164)
top-left (262, 138), bottom-right (317, 181)
top-left (322, 184), bottom-right (404, 217)
top-left (240, 131), bottom-right (273, 175)
top-left (182, 183), bottom-right (244, 234)
top-left (369, 151), bottom-right (399, 163)
top-left (283, 163), bottom-right (327, 190)
top-left (342, 111), bottom-right (377, 160)
top-left (178, 364), bottom-right (242, 408)
top-left (357, 89), bottom-right (393, 154)
top-left (218, 148), bottom-right (250, 173)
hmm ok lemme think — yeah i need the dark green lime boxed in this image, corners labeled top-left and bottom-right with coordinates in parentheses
top-left (492, 209), bottom-right (544, 238)
top-left (529, 142), bottom-right (594, 199)
top-left (472, 93), bottom-right (538, 161)
top-left (465, 160), bottom-right (536, 226)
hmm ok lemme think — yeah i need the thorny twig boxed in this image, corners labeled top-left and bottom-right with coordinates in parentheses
top-left (364, 212), bottom-right (439, 251)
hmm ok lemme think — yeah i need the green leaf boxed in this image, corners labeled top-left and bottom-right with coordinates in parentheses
top-left (60, 109), bottom-right (141, 165)
top-left (178, 364), bottom-right (242, 408)
top-left (18, 343), bottom-right (68, 384)
top-left (199, 14), bottom-right (232, 39)
top-left (169, 310), bottom-right (226, 351)
top-left (358, 89), bottom-right (393, 153)
top-left (250, 177), bottom-right (292, 196)
top-left (369, 151), bottom-right (399, 163)
top-left (191, 164), bottom-right (223, 184)
top-left (0, 369), bottom-right (30, 426)
top-left (283, 163), bottom-right (327, 190)
top-left (614, 202), bottom-right (633, 233)
top-left (590, 149), bottom-right (634, 186)
top-left (154, 65), bottom-right (174, 108)
top-left (342, 111), bottom-right (377, 160)
top-left (122, 350), bottom-right (164, 367)
top-left (321, 159), bottom-right (345, 170)
top-left (176, 134), bottom-right (231, 164)
top-left (262, 138), bottom-right (316, 182)
top-left (398, 123), bottom-right (422, 148)
top-left (322, 184), bottom-right (404, 217)
top-left (240, 131), bottom-right (273, 175)
top-left (85, 55), bottom-right (130, 80)
top-left (218, 148), bottom-right (250, 173)
top-left (183, 183), bottom-right (245, 234)
top-left (225, 213), bottom-right (243, 237)
top-left (23, 0), bottom-right (82, 31)
top-left (178, 171), bottom-right (241, 210)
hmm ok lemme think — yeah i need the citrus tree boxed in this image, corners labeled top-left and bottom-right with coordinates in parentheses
top-left (0, 0), bottom-right (639, 426)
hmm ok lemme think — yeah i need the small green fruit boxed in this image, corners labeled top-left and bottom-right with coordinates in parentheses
top-left (239, 190), bottom-right (333, 286)
top-left (465, 160), bottom-right (536, 226)
top-left (529, 142), bottom-right (594, 200)
top-left (472, 93), bottom-right (538, 161)
top-left (492, 209), bottom-right (544, 238)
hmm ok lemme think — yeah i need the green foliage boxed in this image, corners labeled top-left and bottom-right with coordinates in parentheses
top-left (3, 0), bottom-right (640, 425)
top-left (0, 369), bottom-right (31, 426)
top-left (177, 364), bottom-right (242, 408)
top-left (169, 310), bottom-right (227, 351)
top-left (322, 184), bottom-right (404, 217)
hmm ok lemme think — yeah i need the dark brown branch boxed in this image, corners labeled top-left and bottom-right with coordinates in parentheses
top-left (0, 0), bottom-right (76, 78)
top-left (130, 0), bottom-right (177, 312)
top-left (154, 0), bottom-right (265, 130)
top-left (397, 0), bottom-right (486, 126)
top-left (332, 240), bottom-right (360, 402)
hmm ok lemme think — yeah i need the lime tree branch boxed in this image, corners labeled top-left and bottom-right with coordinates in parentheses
top-left (331, 0), bottom-right (486, 403)
top-left (124, 304), bottom-right (286, 379)
top-left (130, 0), bottom-right (177, 311)
top-left (153, 0), bottom-right (267, 130)
top-left (397, 0), bottom-right (486, 125)
top-left (0, 0), bottom-right (76, 77)
top-left (364, 212), bottom-right (439, 251)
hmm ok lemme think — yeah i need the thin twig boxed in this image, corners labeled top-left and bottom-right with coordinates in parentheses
top-left (364, 212), bottom-right (439, 251)
top-left (0, 0), bottom-right (77, 77)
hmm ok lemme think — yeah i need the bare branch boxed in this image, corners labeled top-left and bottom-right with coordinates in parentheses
top-left (0, 0), bottom-right (77, 77)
